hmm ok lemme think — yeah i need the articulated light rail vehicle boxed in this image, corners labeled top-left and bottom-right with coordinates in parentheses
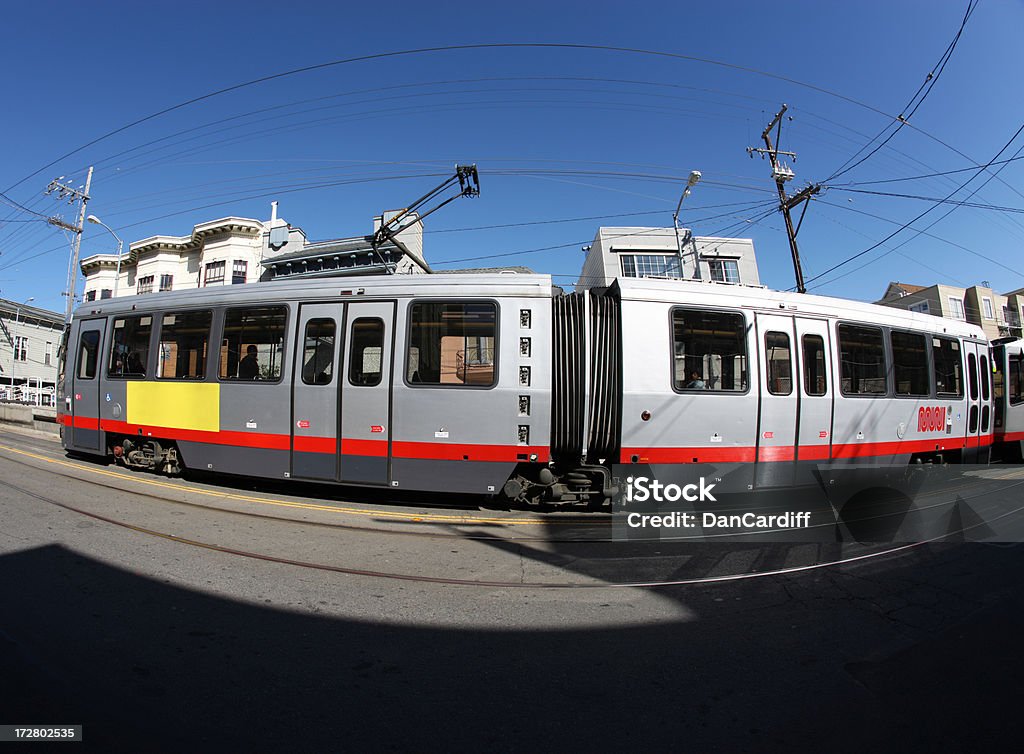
top-left (58, 274), bottom-right (1024, 507)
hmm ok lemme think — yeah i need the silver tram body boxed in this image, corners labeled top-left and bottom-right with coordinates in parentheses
top-left (58, 273), bottom-right (1015, 506)
top-left (994, 337), bottom-right (1024, 461)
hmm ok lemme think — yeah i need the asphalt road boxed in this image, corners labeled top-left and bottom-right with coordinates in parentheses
top-left (0, 426), bottom-right (1022, 752)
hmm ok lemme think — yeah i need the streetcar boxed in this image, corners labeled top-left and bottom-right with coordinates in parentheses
top-left (58, 273), bottom-right (1017, 506)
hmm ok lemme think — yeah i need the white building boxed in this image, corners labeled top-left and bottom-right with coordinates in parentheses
top-left (576, 226), bottom-right (760, 291)
top-left (80, 204), bottom-right (427, 300)
top-left (0, 298), bottom-right (64, 405)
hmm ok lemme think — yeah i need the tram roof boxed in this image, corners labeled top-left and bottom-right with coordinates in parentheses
top-left (73, 273), bottom-right (559, 318)
top-left (615, 277), bottom-right (987, 341)
top-left (73, 272), bottom-right (987, 342)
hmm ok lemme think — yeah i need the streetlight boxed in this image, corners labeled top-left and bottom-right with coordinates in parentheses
top-left (87, 214), bottom-right (124, 298)
top-left (672, 170), bottom-right (702, 279)
top-left (13, 296), bottom-right (34, 399)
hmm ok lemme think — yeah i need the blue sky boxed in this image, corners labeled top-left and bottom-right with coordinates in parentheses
top-left (2, 0), bottom-right (1022, 312)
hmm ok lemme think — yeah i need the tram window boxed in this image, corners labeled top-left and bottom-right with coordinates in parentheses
top-left (980, 354), bottom-right (990, 402)
top-left (838, 324), bottom-right (886, 396)
top-left (890, 331), bottom-right (929, 397)
top-left (671, 309), bottom-right (747, 392)
top-left (302, 319), bottom-right (336, 385)
top-left (993, 350), bottom-right (1005, 428)
top-left (158, 310), bottom-right (212, 379)
top-left (1010, 355), bottom-right (1024, 406)
top-left (968, 352), bottom-right (978, 401)
top-left (76, 330), bottom-right (100, 380)
top-left (765, 332), bottom-right (792, 395)
top-left (219, 306), bottom-right (287, 382)
top-left (349, 318), bottom-right (384, 387)
top-left (802, 334), bottom-right (827, 396)
top-left (408, 302), bottom-right (497, 387)
top-left (933, 337), bottom-right (964, 398)
top-left (108, 315), bottom-right (151, 378)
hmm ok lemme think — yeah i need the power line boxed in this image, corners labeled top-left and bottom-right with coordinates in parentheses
top-left (432, 202), bottom-right (777, 267)
top-left (427, 201), bottom-right (775, 234)
top-left (78, 76), bottom-right (781, 175)
top-left (823, 0), bottom-right (977, 183)
top-left (4, 41), bottom-right (960, 195)
top-left (801, 119), bottom-right (1024, 289)
top-left (829, 186), bottom-right (1024, 214)
top-left (836, 153), bottom-right (1024, 186)
top-left (0, 191), bottom-right (49, 220)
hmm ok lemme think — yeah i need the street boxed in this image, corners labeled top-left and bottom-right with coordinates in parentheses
top-left (0, 427), bottom-right (1022, 751)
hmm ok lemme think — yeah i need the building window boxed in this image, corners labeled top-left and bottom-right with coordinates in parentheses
top-left (802, 334), bottom-right (827, 396)
top-left (909, 301), bottom-right (929, 314)
top-left (764, 332), bottom-right (792, 395)
top-left (108, 315), bottom-right (152, 378)
top-left (204, 260), bottom-right (225, 286)
top-left (45, 341), bottom-right (52, 366)
top-left (671, 308), bottom-right (747, 392)
top-left (932, 336), bottom-right (964, 398)
top-left (219, 306), bottom-right (287, 381)
top-left (982, 297), bottom-right (994, 319)
top-left (301, 319), bottom-right (336, 385)
top-left (349, 318), bottom-right (384, 387)
top-left (232, 260), bottom-right (247, 285)
top-left (85, 290), bottom-right (97, 302)
top-left (890, 330), bottom-right (929, 396)
top-left (158, 310), bottom-right (212, 379)
top-left (100, 289), bottom-right (112, 299)
top-left (137, 275), bottom-right (154, 295)
top-left (160, 274), bottom-right (173, 292)
top-left (620, 254), bottom-right (682, 279)
top-left (1004, 306), bottom-right (1021, 329)
top-left (14, 336), bottom-right (28, 362)
top-left (838, 324), bottom-right (886, 395)
top-left (948, 297), bottom-right (966, 320)
top-left (708, 259), bottom-right (741, 284)
top-left (407, 302), bottom-right (497, 386)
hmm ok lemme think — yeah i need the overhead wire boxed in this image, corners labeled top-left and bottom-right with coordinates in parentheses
top-left (5, 40), bottom-right (994, 195)
top-left (805, 124), bottom-right (1024, 290)
top-left (822, 0), bottom-right (978, 183)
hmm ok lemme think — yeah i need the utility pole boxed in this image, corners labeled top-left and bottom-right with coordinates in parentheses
top-left (46, 166), bottom-right (93, 321)
top-left (747, 105), bottom-right (819, 293)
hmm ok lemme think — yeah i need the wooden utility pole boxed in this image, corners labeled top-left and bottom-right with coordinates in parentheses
top-left (747, 105), bottom-right (819, 293)
top-left (47, 166), bottom-right (93, 322)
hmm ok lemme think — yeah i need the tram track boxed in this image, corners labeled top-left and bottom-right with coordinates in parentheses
top-left (6, 442), bottom-right (1015, 590)
top-left (0, 441), bottom-right (611, 542)
top-left (4, 439), bottom-right (1023, 589)
top-left (0, 472), bottom-right (961, 588)
top-left (2, 439), bottom-right (1016, 543)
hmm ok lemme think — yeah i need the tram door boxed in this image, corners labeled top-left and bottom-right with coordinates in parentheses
top-left (963, 341), bottom-right (989, 463)
top-left (292, 303), bottom-right (345, 481)
top-left (69, 318), bottom-right (106, 450)
top-left (338, 301), bottom-right (395, 486)
top-left (755, 312), bottom-right (798, 487)
top-left (793, 317), bottom-right (833, 464)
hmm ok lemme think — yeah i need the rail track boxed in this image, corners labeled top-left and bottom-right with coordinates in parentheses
top-left (8, 438), bottom-right (1020, 589)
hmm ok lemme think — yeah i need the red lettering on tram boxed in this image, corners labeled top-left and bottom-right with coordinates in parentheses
top-left (918, 406), bottom-right (947, 432)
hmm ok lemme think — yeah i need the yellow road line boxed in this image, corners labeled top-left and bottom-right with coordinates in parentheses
top-left (0, 443), bottom-right (603, 527)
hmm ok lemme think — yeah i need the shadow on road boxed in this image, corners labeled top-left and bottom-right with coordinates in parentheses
top-left (2, 544), bottom-right (1024, 751)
